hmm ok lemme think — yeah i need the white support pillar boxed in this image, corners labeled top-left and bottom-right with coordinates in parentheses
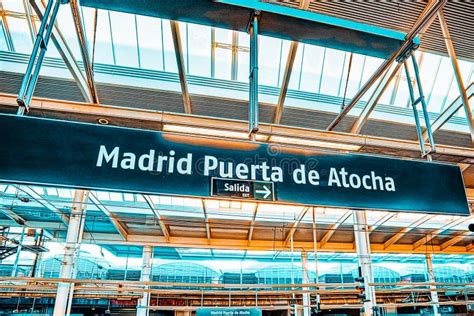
top-left (137, 245), bottom-right (153, 316)
top-left (53, 190), bottom-right (89, 316)
top-left (301, 252), bottom-right (310, 316)
top-left (353, 210), bottom-right (375, 316)
top-left (425, 254), bottom-right (440, 316)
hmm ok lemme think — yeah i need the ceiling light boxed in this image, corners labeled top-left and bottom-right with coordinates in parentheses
top-left (269, 136), bottom-right (361, 151)
top-left (97, 118), bottom-right (109, 125)
top-left (163, 124), bottom-right (249, 139)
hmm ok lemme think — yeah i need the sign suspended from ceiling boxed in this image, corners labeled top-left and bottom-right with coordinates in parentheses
top-left (0, 114), bottom-right (469, 215)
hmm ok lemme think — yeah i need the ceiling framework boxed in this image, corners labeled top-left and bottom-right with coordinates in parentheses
top-left (275, 0), bottom-right (474, 62)
top-left (0, 0), bottom-right (473, 259)
top-left (0, 0), bottom-right (473, 145)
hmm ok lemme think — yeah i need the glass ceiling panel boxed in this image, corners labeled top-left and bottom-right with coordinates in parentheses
top-left (186, 23), bottom-right (211, 77)
top-left (420, 53), bottom-right (442, 106)
top-left (344, 54), bottom-right (366, 99)
top-left (2, 0), bottom-right (23, 11)
top-left (161, 20), bottom-right (177, 73)
top-left (256, 204), bottom-right (305, 222)
top-left (56, 5), bottom-right (82, 61)
top-left (427, 57), bottom-right (455, 113)
top-left (214, 46), bottom-right (232, 80)
top-left (82, 8), bottom-right (115, 65)
top-left (298, 44), bottom-right (325, 92)
top-left (6, 16), bottom-right (32, 54)
top-left (109, 11), bottom-right (139, 68)
top-left (0, 20), bottom-right (8, 51)
top-left (259, 36), bottom-right (289, 87)
top-left (319, 48), bottom-right (346, 96)
top-left (136, 15), bottom-right (164, 71)
top-left (287, 42), bottom-right (305, 91)
top-left (1, 4), bottom-right (474, 134)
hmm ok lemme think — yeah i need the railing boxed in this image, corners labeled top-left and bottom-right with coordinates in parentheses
top-left (0, 277), bottom-right (472, 311)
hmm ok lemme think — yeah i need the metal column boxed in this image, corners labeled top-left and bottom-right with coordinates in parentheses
top-left (312, 207), bottom-right (321, 314)
top-left (437, 11), bottom-right (474, 145)
top-left (53, 189), bottom-right (89, 316)
top-left (137, 245), bottom-right (153, 316)
top-left (301, 252), bottom-right (310, 316)
top-left (248, 12), bottom-right (259, 140)
top-left (404, 53), bottom-right (436, 158)
top-left (353, 210), bottom-right (376, 316)
top-left (425, 254), bottom-right (440, 316)
top-left (70, 0), bottom-right (99, 104)
top-left (17, 0), bottom-right (64, 114)
top-left (170, 21), bottom-right (192, 114)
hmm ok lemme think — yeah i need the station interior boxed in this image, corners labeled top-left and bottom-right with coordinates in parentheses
top-left (0, 0), bottom-right (473, 316)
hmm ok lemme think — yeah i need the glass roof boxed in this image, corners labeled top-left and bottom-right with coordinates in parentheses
top-left (1, 0), bottom-right (473, 133)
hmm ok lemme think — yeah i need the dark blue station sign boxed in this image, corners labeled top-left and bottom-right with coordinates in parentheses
top-left (0, 114), bottom-right (469, 215)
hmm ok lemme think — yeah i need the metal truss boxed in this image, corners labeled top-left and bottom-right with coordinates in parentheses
top-left (143, 195), bottom-right (171, 242)
top-left (17, 0), bottom-right (62, 114)
top-left (14, 0), bottom-right (98, 114)
top-left (403, 54), bottom-right (436, 157)
top-left (424, 83), bottom-right (474, 140)
top-left (327, 0), bottom-right (447, 132)
top-left (170, 20), bottom-right (192, 114)
top-left (89, 192), bottom-right (128, 240)
top-left (272, 0), bottom-right (311, 124)
top-left (434, 11), bottom-right (474, 145)
top-left (248, 11), bottom-right (259, 140)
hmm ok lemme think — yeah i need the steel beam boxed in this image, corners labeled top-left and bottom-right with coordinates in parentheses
top-left (284, 207), bottom-right (310, 245)
top-left (22, 0), bottom-right (37, 43)
top-left (73, 232), bottom-right (471, 254)
top-left (404, 56), bottom-right (436, 156)
top-left (247, 204), bottom-right (259, 246)
top-left (327, 0), bottom-right (447, 131)
top-left (383, 215), bottom-right (434, 249)
top-left (273, 41), bottom-right (298, 124)
top-left (170, 21), bottom-right (192, 114)
top-left (231, 31), bottom-right (239, 81)
top-left (440, 231), bottom-right (471, 250)
top-left (248, 12), bottom-right (259, 139)
top-left (412, 216), bottom-right (470, 250)
top-left (319, 210), bottom-right (352, 248)
top-left (70, 0), bottom-right (99, 104)
top-left (89, 192), bottom-right (128, 240)
top-left (368, 212), bottom-right (395, 233)
top-left (351, 63), bottom-right (402, 134)
top-left (424, 83), bottom-right (474, 139)
top-left (202, 200), bottom-right (211, 243)
top-left (466, 242), bottom-right (474, 252)
top-left (0, 207), bottom-right (27, 225)
top-left (272, 0), bottom-right (310, 124)
top-left (437, 11), bottom-right (474, 145)
top-left (17, 0), bottom-right (61, 114)
top-left (143, 195), bottom-right (170, 241)
top-left (14, 185), bottom-right (69, 225)
top-left (29, 0), bottom-right (93, 104)
top-left (3, 94), bottom-right (474, 159)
